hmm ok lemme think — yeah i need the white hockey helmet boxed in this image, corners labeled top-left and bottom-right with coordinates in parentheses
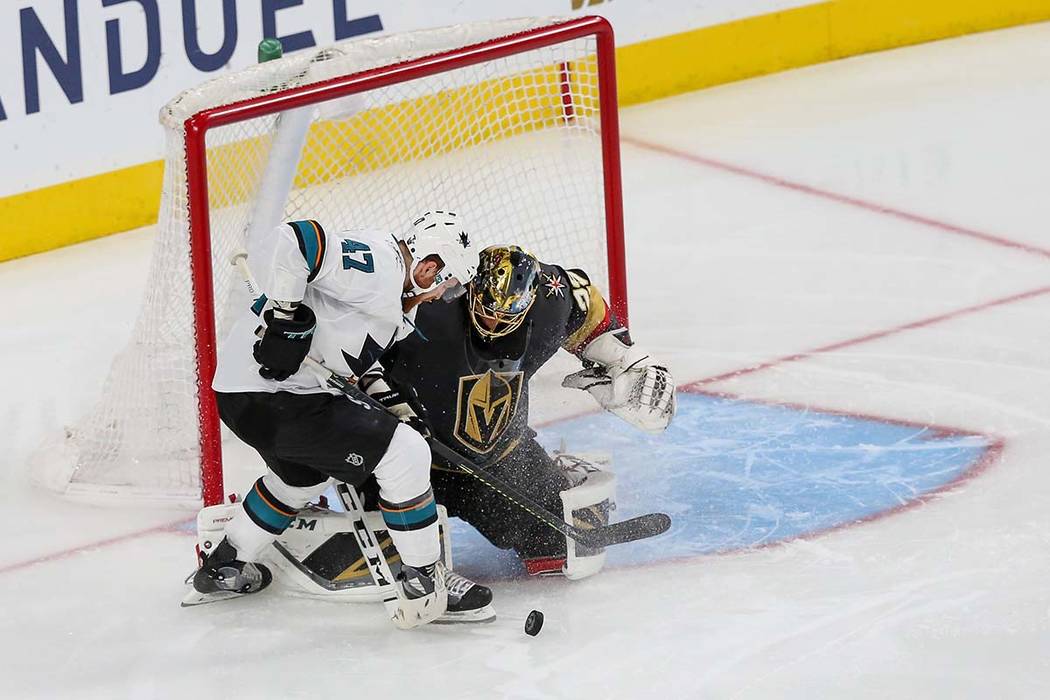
top-left (403, 210), bottom-right (479, 297)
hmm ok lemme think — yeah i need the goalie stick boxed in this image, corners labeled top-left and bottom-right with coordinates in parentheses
top-left (232, 252), bottom-right (671, 550)
top-left (425, 438), bottom-right (670, 549)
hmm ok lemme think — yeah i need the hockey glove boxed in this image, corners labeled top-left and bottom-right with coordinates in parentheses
top-left (563, 364), bottom-right (675, 433)
top-left (359, 370), bottom-right (431, 436)
top-left (564, 329), bottom-right (676, 433)
top-left (253, 304), bottom-right (316, 381)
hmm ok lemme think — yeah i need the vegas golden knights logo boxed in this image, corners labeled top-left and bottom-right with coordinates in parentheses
top-left (454, 370), bottom-right (524, 453)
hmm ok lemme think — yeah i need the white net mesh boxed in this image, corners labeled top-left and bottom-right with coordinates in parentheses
top-left (36, 17), bottom-right (616, 504)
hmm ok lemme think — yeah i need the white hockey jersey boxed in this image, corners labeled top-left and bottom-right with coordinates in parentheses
top-left (213, 219), bottom-right (412, 395)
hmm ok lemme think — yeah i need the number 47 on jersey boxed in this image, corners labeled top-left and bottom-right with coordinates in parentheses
top-left (342, 239), bottom-right (374, 273)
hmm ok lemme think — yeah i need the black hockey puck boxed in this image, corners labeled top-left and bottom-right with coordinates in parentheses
top-left (524, 610), bottom-right (544, 636)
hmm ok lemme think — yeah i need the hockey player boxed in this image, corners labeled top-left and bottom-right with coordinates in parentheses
top-left (377, 245), bottom-right (676, 578)
top-left (190, 211), bottom-right (491, 628)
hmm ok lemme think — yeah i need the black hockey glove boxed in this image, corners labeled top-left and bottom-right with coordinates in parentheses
top-left (359, 371), bottom-right (430, 436)
top-left (252, 305), bottom-right (316, 381)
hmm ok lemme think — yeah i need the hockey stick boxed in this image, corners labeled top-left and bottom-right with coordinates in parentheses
top-left (425, 439), bottom-right (670, 549)
top-left (231, 253), bottom-right (671, 550)
top-left (333, 482), bottom-right (400, 618)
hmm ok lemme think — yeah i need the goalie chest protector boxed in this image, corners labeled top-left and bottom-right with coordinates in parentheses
top-left (386, 263), bottom-right (582, 461)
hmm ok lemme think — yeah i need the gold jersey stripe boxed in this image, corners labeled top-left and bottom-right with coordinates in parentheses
top-left (565, 284), bottom-right (609, 353)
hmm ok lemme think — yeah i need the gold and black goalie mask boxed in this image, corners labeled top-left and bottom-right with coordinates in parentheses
top-left (468, 245), bottom-right (540, 339)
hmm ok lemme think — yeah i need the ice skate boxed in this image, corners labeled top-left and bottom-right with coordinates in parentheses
top-left (438, 567), bottom-right (495, 624)
top-left (390, 561), bottom-right (448, 629)
top-left (181, 537), bottom-right (272, 607)
top-left (395, 561), bottom-right (495, 625)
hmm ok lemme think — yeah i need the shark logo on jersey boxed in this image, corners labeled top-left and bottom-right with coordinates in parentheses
top-left (453, 370), bottom-right (524, 454)
top-left (341, 333), bottom-right (391, 377)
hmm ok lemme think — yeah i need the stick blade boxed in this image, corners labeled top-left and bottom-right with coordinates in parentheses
top-left (581, 513), bottom-right (671, 548)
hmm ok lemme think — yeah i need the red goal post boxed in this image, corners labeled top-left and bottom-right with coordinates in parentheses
top-left (40, 16), bottom-right (627, 507)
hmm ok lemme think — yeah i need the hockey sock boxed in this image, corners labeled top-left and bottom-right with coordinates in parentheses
top-left (226, 474), bottom-right (324, 560)
top-left (379, 487), bottom-right (441, 567)
top-left (371, 423), bottom-right (441, 567)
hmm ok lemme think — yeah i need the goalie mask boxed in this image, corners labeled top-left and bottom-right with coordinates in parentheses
top-left (403, 211), bottom-right (479, 299)
top-left (469, 245), bottom-right (541, 340)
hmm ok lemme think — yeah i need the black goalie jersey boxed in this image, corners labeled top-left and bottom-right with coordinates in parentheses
top-left (382, 262), bottom-right (619, 464)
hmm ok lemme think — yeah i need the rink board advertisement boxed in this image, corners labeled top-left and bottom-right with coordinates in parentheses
top-left (0, 0), bottom-right (816, 198)
top-left (3, 0), bottom-right (1050, 260)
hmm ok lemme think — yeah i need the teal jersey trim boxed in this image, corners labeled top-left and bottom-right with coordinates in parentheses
top-left (287, 220), bottom-right (327, 282)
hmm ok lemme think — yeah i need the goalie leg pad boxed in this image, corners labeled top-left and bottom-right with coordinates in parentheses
top-left (193, 472), bottom-right (330, 567)
top-left (193, 501), bottom-right (241, 573)
top-left (270, 503), bottom-right (455, 603)
top-left (190, 485), bottom-right (460, 607)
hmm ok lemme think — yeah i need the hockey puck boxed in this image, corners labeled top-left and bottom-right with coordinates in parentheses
top-left (524, 610), bottom-right (544, 636)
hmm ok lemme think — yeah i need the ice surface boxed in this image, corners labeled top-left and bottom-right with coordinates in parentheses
top-left (4, 21), bottom-right (1050, 698)
top-left (452, 393), bottom-right (994, 579)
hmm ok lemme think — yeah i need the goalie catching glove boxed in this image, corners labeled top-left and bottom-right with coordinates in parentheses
top-left (563, 330), bottom-right (676, 433)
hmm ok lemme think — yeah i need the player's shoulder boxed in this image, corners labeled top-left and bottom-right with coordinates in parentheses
top-left (528, 261), bottom-right (575, 316)
top-left (411, 291), bottom-right (470, 340)
top-left (535, 261), bottom-right (567, 290)
top-left (532, 261), bottom-right (608, 340)
top-left (312, 223), bottom-right (396, 254)
top-left (282, 220), bottom-right (404, 295)
top-left (534, 261), bottom-right (595, 306)
top-left (282, 219), bottom-right (398, 251)
top-left (537, 260), bottom-right (594, 282)
top-left (327, 225), bottom-right (397, 248)
top-left (312, 223), bottom-right (404, 274)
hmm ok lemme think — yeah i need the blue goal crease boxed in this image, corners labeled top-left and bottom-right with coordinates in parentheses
top-left (447, 393), bottom-right (993, 579)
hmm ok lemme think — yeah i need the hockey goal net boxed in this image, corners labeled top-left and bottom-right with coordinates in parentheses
top-left (36, 16), bottom-right (627, 506)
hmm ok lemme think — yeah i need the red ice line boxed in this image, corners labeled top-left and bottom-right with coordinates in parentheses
top-left (620, 136), bottom-right (1050, 385)
top-left (689, 284), bottom-right (1050, 387)
top-left (622, 135), bottom-right (1050, 261)
top-left (0, 517), bottom-right (192, 576)
top-left (5, 142), bottom-right (1047, 576)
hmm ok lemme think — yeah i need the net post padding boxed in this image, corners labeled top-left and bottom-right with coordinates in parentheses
top-left (35, 16), bottom-right (626, 507)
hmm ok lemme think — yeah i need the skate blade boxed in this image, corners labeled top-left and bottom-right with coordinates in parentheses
top-left (180, 587), bottom-right (243, 607)
top-left (433, 604), bottom-right (497, 624)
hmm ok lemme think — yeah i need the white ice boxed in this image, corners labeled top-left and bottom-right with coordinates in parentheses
top-left (3, 22), bottom-right (1050, 698)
